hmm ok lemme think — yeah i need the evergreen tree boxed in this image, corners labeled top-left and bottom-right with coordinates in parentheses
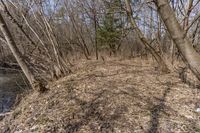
top-left (97, 0), bottom-right (124, 55)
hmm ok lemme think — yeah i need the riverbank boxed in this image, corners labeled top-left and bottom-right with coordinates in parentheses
top-left (0, 58), bottom-right (200, 132)
top-left (0, 71), bottom-right (28, 114)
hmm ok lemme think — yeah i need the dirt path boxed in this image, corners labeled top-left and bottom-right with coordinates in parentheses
top-left (0, 58), bottom-right (200, 132)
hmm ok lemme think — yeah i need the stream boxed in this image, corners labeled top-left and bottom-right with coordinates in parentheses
top-left (0, 71), bottom-right (27, 113)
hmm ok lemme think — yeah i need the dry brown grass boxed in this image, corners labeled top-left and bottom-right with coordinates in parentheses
top-left (0, 57), bottom-right (200, 133)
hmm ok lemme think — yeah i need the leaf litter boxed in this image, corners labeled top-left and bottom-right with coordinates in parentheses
top-left (0, 58), bottom-right (200, 133)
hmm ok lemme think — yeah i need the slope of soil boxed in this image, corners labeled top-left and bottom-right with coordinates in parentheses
top-left (0, 58), bottom-right (200, 133)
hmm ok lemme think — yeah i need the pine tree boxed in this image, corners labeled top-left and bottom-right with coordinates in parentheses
top-left (97, 0), bottom-right (124, 55)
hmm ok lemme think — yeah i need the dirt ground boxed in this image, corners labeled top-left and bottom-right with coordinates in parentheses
top-left (0, 58), bottom-right (200, 133)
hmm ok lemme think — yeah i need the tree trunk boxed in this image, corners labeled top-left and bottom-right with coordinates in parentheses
top-left (125, 0), bottom-right (170, 73)
top-left (183, 0), bottom-right (194, 30)
top-left (0, 11), bottom-right (46, 91)
top-left (155, 0), bottom-right (200, 80)
top-left (94, 12), bottom-right (98, 60)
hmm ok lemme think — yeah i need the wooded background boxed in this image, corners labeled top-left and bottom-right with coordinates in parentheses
top-left (0, 0), bottom-right (199, 91)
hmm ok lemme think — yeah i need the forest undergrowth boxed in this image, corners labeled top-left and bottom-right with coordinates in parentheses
top-left (0, 57), bottom-right (200, 133)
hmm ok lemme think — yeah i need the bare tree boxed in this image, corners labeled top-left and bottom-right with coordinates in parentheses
top-left (154, 0), bottom-right (200, 80)
top-left (0, 9), bottom-right (46, 91)
top-left (183, 0), bottom-right (194, 30)
top-left (125, 0), bottom-right (170, 73)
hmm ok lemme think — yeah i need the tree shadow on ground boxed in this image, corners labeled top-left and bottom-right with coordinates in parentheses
top-left (61, 89), bottom-right (128, 133)
top-left (48, 69), bottom-right (199, 133)
top-left (62, 75), bottom-right (197, 132)
top-left (147, 82), bottom-right (171, 133)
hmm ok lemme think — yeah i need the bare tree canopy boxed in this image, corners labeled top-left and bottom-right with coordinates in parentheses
top-left (0, 0), bottom-right (199, 132)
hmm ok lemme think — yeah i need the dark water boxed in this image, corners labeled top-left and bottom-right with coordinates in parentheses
top-left (0, 72), bottom-right (27, 113)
